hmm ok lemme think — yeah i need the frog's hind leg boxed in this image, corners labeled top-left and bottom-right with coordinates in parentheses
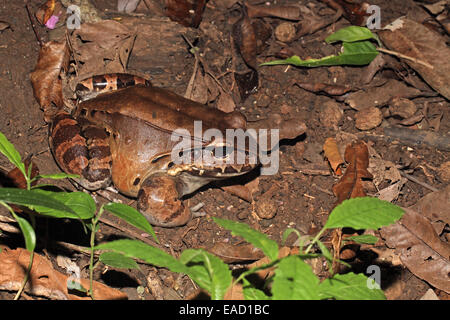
top-left (49, 111), bottom-right (112, 190)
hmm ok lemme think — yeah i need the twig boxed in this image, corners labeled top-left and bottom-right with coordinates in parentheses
top-left (399, 170), bottom-right (439, 192)
top-left (25, 2), bottom-right (43, 46)
top-left (377, 47), bottom-right (434, 69)
top-left (181, 35), bottom-right (227, 92)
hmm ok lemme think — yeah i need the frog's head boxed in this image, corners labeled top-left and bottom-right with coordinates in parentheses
top-left (150, 133), bottom-right (259, 194)
top-left (136, 134), bottom-right (259, 227)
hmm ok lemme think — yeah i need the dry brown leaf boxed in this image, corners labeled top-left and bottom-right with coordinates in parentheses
top-left (232, 11), bottom-right (257, 70)
top-left (0, 21), bottom-right (11, 32)
top-left (30, 41), bottom-right (69, 122)
top-left (146, 269), bottom-right (165, 300)
top-left (323, 137), bottom-right (344, 175)
top-left (377, 178), bottom-right (407, 203)
top-left (332, 140), bottom-right (373, 205)
top-left (320, 0), bottom-right (369, 26)
top-left (0, 246), bottom-right (127, 300)
top-left (216, 90), bottom-right (236, 113)
top-left (379, 18), bottom-right (450, 99)
top-left (220, 184), bottom-right (252, 202)
top-left (166, 0), bottom-right (206, 28)
top-left (380, 208), bottom-right (450, 293)
top-left (208, 243), bottom-right (264, 264)
top-left (186, 67), bottom-right (208, 104)
top-left (35, 0), bottom-right (56, 25)
top-left (345, 79), bottom-right (422, 111)
top-left (69, 20), bottom-right (135, 79)
top-left (361, 54), bottom-right (386, 84)
top-left (409, 185), bottom-right (450, 226)
top-left (5, 157), bottom-right (39, 190)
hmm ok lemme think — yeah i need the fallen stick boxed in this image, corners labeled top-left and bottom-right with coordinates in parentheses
top-left (383, 126), bottom-right (450, 152)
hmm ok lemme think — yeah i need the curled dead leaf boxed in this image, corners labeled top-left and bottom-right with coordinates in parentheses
top-left (35, 0), bottom-right (56, 25)
top-left (30, 41), bottom-right (70, 122)
top-left (0, 246), bottom-right (127, 300)
top-left (232, 11), bottom-right (257, 70)
top-left (323, 137), bottom-right (344, 175)
top-left (332, 140), bottom-right (373, 205)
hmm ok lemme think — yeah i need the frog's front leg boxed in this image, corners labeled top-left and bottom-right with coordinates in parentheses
top-left (137, 175), bottom-right (192, 227)
top-left (49, 111), bottom-right (112, 190)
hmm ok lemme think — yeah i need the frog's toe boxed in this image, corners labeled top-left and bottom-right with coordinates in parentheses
top-left (137, 176), bottom-right (191, 227)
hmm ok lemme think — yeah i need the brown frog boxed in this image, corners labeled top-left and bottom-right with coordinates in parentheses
top-left (49, 74), bottom-right (258, 227)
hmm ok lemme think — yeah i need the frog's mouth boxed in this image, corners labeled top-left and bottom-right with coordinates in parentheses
top-left (167, 141), bottom-right (259, 178)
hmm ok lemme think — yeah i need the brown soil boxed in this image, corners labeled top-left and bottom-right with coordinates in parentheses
top-left (0, 0), bottom-right (448, 300)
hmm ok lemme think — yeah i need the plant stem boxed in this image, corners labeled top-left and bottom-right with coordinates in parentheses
top-left (88, 206), bottom-right (104, 299)
top-left (89, 218), bottom-right (96, 299)
top-left (304, 227), bottom-right (326, 255)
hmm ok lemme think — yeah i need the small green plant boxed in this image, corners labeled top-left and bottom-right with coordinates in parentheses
top-left (0, 131), bottom-right (404, 300)
top-left (261, 26), bottom-right (381, 68)
top-left (0, 131), bottom-right (158, 299)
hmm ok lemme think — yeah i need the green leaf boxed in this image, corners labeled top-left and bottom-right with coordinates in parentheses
top-left (103, 202), bottom-right (158, 243)
top-left (243, 285), bottom-right (270, 300)
top-left (318, 272), bottom-right (386, 300)
top-left (272, 255), bottom-right (320, 300)
top-left (325, 26), bottom-right (378, 44)
top-left (31, 189), bottom-right (96, 219)
top-left (213, 217), bottom-right (279, 262)
top-left (99, 251), bottom-right (139, 269)
top-left (95, 239), bottom-right (187, 273)
top-left (344, 234), bottom-right (379, 244)
top-left (10, 210), bottom-right (36, 252)
top-left (324, 197), bottom-right (404, 230)
top-left (180, 249), bottom-right (232, 300)
top-left (0, 131), bottom-right (26, 178)
top-left (0, 188), bottom-right (78, 217)
top-left (261, 41), bottom-right (378, 67)
top-left (36, 173), bottom-right (80, 180)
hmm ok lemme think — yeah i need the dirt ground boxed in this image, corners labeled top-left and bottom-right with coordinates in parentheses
top-left (0, 0), bottom-right (448, 300)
